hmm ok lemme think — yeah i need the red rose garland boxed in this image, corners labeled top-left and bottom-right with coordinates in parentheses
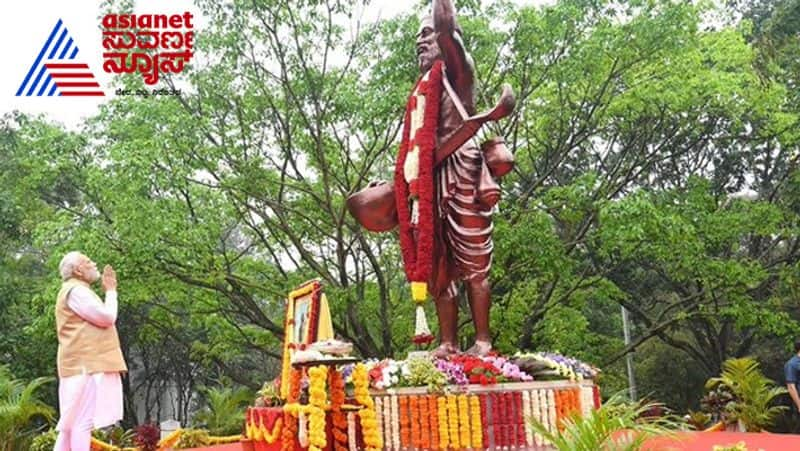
top-left (479, 394), bottom-right (489, 449)
top-left (503, 392), bottom-right (512, 447)
top-left (514, 391), bottom-right (526, 446)
top-left (394, 60), bottom-right (444, 289)
top-left (492, 393), bottom-right (502, 448)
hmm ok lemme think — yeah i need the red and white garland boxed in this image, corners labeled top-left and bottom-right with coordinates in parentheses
top-left (394, 60), bottom-right (444, 345)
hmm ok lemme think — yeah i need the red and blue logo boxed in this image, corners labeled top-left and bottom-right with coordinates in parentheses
top-left (16, 19), bottom-right (104, 97)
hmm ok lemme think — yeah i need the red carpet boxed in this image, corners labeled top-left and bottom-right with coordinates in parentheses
top-left (645, 431), bottom-right (800, 450)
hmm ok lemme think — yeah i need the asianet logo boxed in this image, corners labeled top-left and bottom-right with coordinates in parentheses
top-left (16, 19), bottom-right (104, 97)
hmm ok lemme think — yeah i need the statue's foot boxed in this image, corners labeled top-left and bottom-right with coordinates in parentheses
top-left (431, 342), bottom-right (459, 359)
top-left (465, 340), bottom-right (492, 357)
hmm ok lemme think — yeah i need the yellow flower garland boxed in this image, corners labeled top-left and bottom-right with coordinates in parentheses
top-left (259, 418), bottom-right (283, 444)
top-left (446, 394), bottom-right (460, 449)
top-left (90, 429), bottom-right (240, 451)
top-left (437, 396), bottom-right (449, 449)
top-left (457, 394), bottom-right (471, 448)
top-left (353, 363), bottom-right (383, 450)
top-left (469, 395), bottom-right (483, 448)
top-left (308, 366), bottom-right (329, 451)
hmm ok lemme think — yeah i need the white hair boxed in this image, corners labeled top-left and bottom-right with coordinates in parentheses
top-left (59, 251), bottom-right (84, 281)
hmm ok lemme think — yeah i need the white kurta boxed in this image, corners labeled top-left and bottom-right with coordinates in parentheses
top-left (55, 286), bottom-right (123, 451)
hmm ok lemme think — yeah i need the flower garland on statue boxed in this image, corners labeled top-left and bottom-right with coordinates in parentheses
top-left (353, 363), bottom-right (383, 450)
top-left (394, 60), bottom-right (444, 346)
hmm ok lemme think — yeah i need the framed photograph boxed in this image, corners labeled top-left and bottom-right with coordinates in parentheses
top-left (279, 279), bottom-right (334, 398)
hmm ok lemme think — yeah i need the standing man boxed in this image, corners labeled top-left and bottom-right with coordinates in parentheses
top-left (54, 251), bottom-right (127, 451)
top-left (786, 339), bottom-right (800, 415)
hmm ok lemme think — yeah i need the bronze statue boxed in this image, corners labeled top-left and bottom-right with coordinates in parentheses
top-left (348, 0), bottom-right (514, 357)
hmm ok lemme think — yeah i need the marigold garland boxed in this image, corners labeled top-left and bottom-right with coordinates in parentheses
top-left (446, 394), bottom-right (460, 449)
top-left (468, 395), bottom-right (482, 449)
top-left (457, 394), bottom-right (471, 448)
top-left (281, 369), bottom-right (303, 451)
top-left (418, 395), bottom-right (430, 450)
top-left (437, 395), bottom-right (449, 449)
top-left (399, 395), bottom-right (411, 447)
top-left (556, 390), bottom-right (566, 431)
top-left (330, 369), bottom-right (348, 451)
top-left (410, 396), bottom-right (421, 449)
top-left (353, 363), bottom-right (382, 450)
top-left (428, 394), bottom-right (439, 450)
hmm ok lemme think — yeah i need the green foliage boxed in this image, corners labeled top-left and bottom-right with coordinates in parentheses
top-left (29, 429), bottom-right (57, 451)
top-left (0, 366), bottom-right (55, 451)
top-left (528, 393), bottom-right (683, 451)
top-left (174, 429), bottom-right (211, 449)
top-left (193, 386), bottom-right (252, 436)
top-left (705, 357), bottom-right (787, 431)
top-left (401, 357), bottom-right (448, 392)
top-left (92, 425), bottom-right (135, 447)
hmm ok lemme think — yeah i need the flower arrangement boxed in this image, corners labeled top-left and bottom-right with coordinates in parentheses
top-left (434, 358), bottom-right (470, 386)
top-left (404, 357), bottom-right (448, 391)
top-left (257, 377), bottom-right (283, 407)
top-left (450, 355), bottom-right (502, 385)
top-left (513, 352), bottom-right (598, 381)
top-left (483, 355), bottom-right (534, 382)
